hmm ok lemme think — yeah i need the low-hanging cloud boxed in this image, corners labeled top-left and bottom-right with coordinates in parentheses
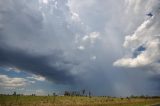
top-left (0, 45), bottom-right (77, 84)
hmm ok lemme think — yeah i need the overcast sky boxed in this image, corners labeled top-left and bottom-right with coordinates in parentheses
top-left (0, 0), bottom-right (160, 96)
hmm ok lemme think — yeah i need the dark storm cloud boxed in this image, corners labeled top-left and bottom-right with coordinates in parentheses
top-left (0, 0), bottom-right (80, 84)
top-left (147, 75), bottom-right (160, 95)
top-left (0, 45), bottom-right (76, 84)
top-left (150, 75), bottom-right (160, 84)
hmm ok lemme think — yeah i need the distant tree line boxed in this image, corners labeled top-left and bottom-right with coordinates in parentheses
top-left (64, 89), bottom-right (92, 97)
top-left (0, 91), bottom-right (160, 99)
top-left (129, 95), bottom-right (160, 99)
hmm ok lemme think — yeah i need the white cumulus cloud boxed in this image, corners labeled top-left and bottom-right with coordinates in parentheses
top-left (114, 2), bottom-right (160, 71)
top-left (0, 75), bottom-right (28, 88)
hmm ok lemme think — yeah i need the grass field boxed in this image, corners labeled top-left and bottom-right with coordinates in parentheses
top-left (1, 95), bottom-right (160, 106)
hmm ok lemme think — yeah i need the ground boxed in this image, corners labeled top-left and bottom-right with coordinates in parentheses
top-left (1, 95), bottom-right (160, 106)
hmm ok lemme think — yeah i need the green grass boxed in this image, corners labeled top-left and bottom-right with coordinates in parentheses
top-left (0, 95), bottom-right (160, 106)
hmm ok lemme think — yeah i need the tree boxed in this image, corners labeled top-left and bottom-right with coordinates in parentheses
top-left (64, 91), bottom-right (70, 96)
top-left (13, 91), bottom-right (16, 96)
top-left (53, 92), bottom-right (56, 96)
top-left (82, 89), bottom-right (85, 96)
top-left (89, 91), bottom-right (91, 98)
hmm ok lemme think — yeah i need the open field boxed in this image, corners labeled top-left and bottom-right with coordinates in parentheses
top-left (1, 95), bottom-right (160, 106)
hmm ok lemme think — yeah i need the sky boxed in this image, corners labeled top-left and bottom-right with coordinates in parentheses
top-left (0, 0), bottom-right (160, 97)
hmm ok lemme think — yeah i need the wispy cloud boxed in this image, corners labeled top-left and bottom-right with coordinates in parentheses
top-left (27, 74), bottom-right (45, 82)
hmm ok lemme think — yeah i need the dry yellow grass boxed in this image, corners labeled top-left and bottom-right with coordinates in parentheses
top-left (0, 95), bottom-right (160, 106)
